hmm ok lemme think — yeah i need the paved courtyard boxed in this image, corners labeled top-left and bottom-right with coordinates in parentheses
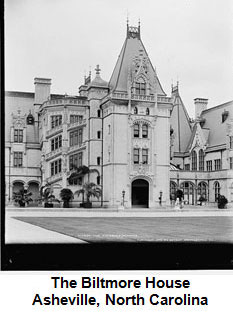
top-left (5, 206), bottom-right (233, 243)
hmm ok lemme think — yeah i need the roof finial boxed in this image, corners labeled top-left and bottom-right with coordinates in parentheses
top-left (95, 64), bottom-right (101, 76)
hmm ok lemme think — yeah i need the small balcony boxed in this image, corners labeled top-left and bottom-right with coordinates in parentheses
top-left (45, 147), bottom-right (63, 160)
top-left (47, 172), bottom-right (62, 184)
top-left (131, 94), bottom-right (155, 102)
top-left (46, 125), bottom-right (63, 138)
top-left (157, 96), bottom-right (172, 104)
top-left (68, 142), bottom-right (86, 154)
top-left (67, 118), bottom-right (87, 131)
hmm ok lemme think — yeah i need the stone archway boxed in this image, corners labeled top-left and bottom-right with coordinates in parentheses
top-left (131, 179), bottom-right (149, 208)
top-left (28, 181), bottom-right (40, 206)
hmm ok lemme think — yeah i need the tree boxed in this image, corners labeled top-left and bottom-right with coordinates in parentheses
top-left (12, 189), bottom-right (33, 207)
top-left (75, 182), bottom-right (102, 207)
top-left (67, 165), bottom-right (99, 185)
top-left (39, 183), bottom-right (60, 207)
top-left (60, 188), bottom-right (74, 208)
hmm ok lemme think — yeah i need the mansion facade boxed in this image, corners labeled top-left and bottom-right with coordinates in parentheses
top-left (5, 24), bottom-right (233, 208)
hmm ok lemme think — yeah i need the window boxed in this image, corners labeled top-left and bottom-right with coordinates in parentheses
top-left (97, 176), bottom-right (100, 185)
top-left (97, 157), bottom-right (101, 165)
top-left (142, 149), bottom-right (148, 164)
top-left (206, 160), bottom-right (212, 171)
top-left (214, 159), bottom-right (221, 171)
top-left (133, 124), bottom-right (139, 138)
top-left (184, 164), bottom-right (190, 171)
top-left (135, 82), bottom-right (146, 95)
top-left (230, 136), bottom-right (233, 149)
top-left (230, 157), bottom-right (233, 170)
top-left (214, 181), bottom-right (220, 202)
top-left (51, 135), bottom-right (62, 151)
top-left (142, 124), bottom-right (148, 138)
top-left (199, 149), bottom-right (204, 171)
top-left (51, 115), bottom-right (62, 128)
top-left (108, 125), bottom-right (111, 134)
top-left (134, 107), bottom-right (138, 114)
top-left (97, 131), bottom-right (101, 139)
top-left (70, 115), bottom-right (83, 124)
top-left (197, 182), bottom-right (207, 200)
top-left (13, 152), bottom-right (23, 167)
top-left (146, 108), bottom-right (150, 115)
top-left (191, 150), bottom-right (197, 170)
top-left (70, 129), bottom-right (83, 146)
top-left (14, 129), bottom-right (23, 143)
top-left (69, 152), bottom-right (82, 170)
top-left (69, 178), bottom-right (82, 185)
top-left (97, 110), bottom-right (101, 118)
top-left (133, 148), bottom-right (140, 164)
top-left (51, 159), bottom-right (62, 176)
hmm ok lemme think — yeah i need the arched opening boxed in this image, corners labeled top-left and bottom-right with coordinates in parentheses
top-left (12, 181), bottom-right (24, 194)
top-left (180, 181), bottom-right (195, 205)
top-left (197, 181), bottom-right (207, 201)
top-left (132, 179), bottom-right (149, 208)
top-left (214, 181), bottom-right (220, 202)
top-left (28, 182), bottom-right (40, 206)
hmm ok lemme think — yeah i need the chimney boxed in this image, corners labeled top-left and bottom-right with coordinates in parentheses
top-left (34, 78), bottom-right (51, 105)
top-left (194, 98), bottom-right (208, 119)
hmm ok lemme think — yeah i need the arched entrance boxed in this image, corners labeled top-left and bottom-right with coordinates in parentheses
top-left (132, 179), bottom-right (149, 208)
top-left (180, 181), bottom-right (195, 205)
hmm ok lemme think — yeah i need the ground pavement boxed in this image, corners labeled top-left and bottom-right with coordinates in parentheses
top-left (5, 205), bottom-right (233, 244)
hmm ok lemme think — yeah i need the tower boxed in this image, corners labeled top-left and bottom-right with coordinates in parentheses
top-left (101, 23), bottom-right (172, 208)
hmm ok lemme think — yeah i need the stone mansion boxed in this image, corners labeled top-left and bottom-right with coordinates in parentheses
top-left (5, 23), bottom-right (233, 208)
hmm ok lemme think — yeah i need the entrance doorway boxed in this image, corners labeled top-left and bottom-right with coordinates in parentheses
top-left (132, 179), bottom-right (149, 208)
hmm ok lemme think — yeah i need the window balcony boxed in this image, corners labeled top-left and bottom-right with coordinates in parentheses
top-left (68, 142), bottom-right (86, 154)
top-left (45, 147), bottom-right (63, 160)
top-left (157, 96), bottom-right (172, 104)
top-left (47, 172), bottom-right (62, 184)
top-left (131, 94), bottom-right (155, 102)
top-left (67, 118), bottom-right (86, 131)
top-left (46, 124), bottom-right (63, 138)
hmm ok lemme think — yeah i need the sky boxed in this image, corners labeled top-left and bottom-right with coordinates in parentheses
top-left (5, 0), bottom-right (233, 117)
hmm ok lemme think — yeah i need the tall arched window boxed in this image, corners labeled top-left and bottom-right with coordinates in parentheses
top-left (214, 181), bottom-right (220, 202)
top-left (198, 181), bottom-right (207, 200)
top-left (133, 124), bottom-right (140, 138)
top-left (191, 150), bottom-right (197, 171)
top-left (146, 108), bottom-right (150, 115)
top-left (134, 107), bottom-right (138, 114)
top-left (142, 124), bottom-right (148, 138)
top-left (199, 149), bottom-right (204, 171)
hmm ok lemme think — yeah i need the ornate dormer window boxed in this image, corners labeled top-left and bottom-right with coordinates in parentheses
top-left (134, 107), bottom-right (138, 114)
top-left (135, 77), bottom-right (146, 95)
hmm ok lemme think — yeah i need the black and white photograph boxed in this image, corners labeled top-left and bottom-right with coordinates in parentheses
top-left (2, 0), bottom-right (233, 270)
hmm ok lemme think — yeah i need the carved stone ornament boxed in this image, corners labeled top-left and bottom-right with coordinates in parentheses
top-left (13, 117), bottom-right (26, 128)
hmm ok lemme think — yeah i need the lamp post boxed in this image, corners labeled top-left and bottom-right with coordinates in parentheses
top-left (159, 190), bottom-right (163, 205)
top-left (122, 190), bottom-right (125, 207)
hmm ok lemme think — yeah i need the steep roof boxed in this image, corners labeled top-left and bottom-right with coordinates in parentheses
top-left (109, 25), bottom-right (166, 95)
top-left (170, 85), bottom-right (192, 153)
top-left (200, 100), bottom-right (233, 148)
